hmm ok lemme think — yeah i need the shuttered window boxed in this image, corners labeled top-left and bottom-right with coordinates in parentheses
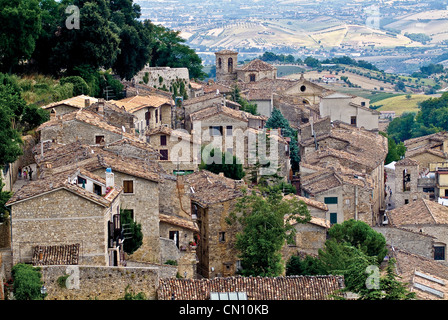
top-left (123, 180), bottom-right (134, 194)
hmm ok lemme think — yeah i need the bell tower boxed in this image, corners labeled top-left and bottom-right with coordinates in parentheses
top-left (215, 50), bottom-right (238, 82)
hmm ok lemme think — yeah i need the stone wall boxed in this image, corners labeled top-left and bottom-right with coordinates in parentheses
top-left (93, 169), bottom-right (160, 264)
top-left (10, 189), bottom-right (112, 266)
top-left (41, 119), bottom-right (123, 146)
top-left (133, 66), bottom-right (190, 95)
top-left (40, 265), bottom-right (167, 300)
top-left (373, 226), bottom-right (434, 260)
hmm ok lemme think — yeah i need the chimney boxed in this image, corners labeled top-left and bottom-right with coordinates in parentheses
top-left (97, 99), bottom-right (105, 114)
top-left (105, 168), bottom-right (114, 188)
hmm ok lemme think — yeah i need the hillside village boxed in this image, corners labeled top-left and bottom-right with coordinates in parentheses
top-left (2, 49), bottom-right (448, 302)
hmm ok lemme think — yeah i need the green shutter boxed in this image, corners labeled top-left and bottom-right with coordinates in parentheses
top-left (324, 197), bottom-right (338, 204)
top-left (330, 213), bottom-right (337, 225)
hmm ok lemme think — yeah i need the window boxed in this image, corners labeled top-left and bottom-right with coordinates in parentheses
top-left (145, 111), bottom-right (150, 126)
top-left (218, 58), bottom-right (222, 69)
top-left (155, 109), bottom-right (158, 123)
top-left (160, 135), bottom-right (167, 146)
top-left (219, 232), bottom-right (226, 242)
top-left (228, 57), bottom-right (233, 73)
top-left (361, 102), bottom-right (366, 107)
top-left (249, 74), bottom-right (256, 82)
top-left (404, 199), bottom-right (409, 205)
top-left (169, 231), bottom-right (179, 248)
top-left (226, 125), bottom-right (233, 136)
top-left (300, 85), bottom-right (306, 92)
top-left (350, 116), bottom-right (357, 126)
top-left (330, 213), bottom-right (337, 225)
top-left (77, 176), bottom-right (87, 186)
top-left (445, 189), bottom-right (448, 198)
top-left (324, 197), bottom-right (338, 204)
top-left (160, 149), bottom-right (168, 161)
top-left (123, 180), bottom-right (134, 194)
top-left (434, 245), bottom-right (445, 261)
top-left (210, 126), bottom-right (223, 136)
top-left (93, 183), bottom-right (102, 196)
top-left (95, 135), bottom-right (105, 144)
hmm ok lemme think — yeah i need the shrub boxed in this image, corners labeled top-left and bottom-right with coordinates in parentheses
top-left (11, 263), bottom-right (45, 300)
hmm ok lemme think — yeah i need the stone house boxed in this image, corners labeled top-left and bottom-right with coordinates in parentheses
top-left (386, 198), bottom-right (448, 266)
top-left (299, 165), bottom-right (376, 226)
top-left (6, 168), bottom-right (123, 267)
top-left (393, 158), bottom-right (428, 207)
top-left (83, 99), bottom-right (136, 132)
top-left (112, 93), bottom-right (174, 135)
top-left (37, 108), bottom-right (138, 146)
top-left (404, 131), bottom-right (448, 170)
top-left (236, 58), bottom-right (277, 83)
top-left (181, 91), bottom-right (225, 121)
top-left (42, 95), bottom-right (98, 117)
top-left (298, 120), bottom-right (388, 225)
top-left (145, 126), bottom-right (200, 175)
top-left (183, 170), bottom-right (245, 278)
top-left (282, 194), bottom-right (330, 261)
top-left (319, 92), bottom-right (380, 131)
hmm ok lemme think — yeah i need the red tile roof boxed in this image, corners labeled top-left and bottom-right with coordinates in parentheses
top-left (158, 275), bottom-right (345, 300)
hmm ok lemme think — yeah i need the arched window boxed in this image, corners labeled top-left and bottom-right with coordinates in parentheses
top-left (228, 57), bottom-right (233, 73)
top-left (218, 58), bottom-right (222, 69)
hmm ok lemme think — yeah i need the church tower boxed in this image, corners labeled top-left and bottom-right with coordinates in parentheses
top-left (215, 50), bottom-right (238, 82)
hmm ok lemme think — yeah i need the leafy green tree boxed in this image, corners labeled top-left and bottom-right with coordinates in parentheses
top-left (353, 258), bottom-right (415, 300)
top-left (21, 104), bottom-right (50, 132)
top-left (11, 263), bottom-right (45, 300)
top-left (328, 219), bottom-right (388, 264)
top-left (49, 0), bottom-right (121, 75)
top-left (265, 108), bottom-right (300, 172)
top-left (0, 92), bottom-right (23, 166)
top-left (202, 148), bottom-right (245, 180)
top-left (286, 254), bottom-right (326, 276)
top-left (229, 187), bottom-right (311, 277)
top-left (60, 76), bottom-right (90, 96)
top-left (379, 132), bottom-right (406, 164)
top-left (149, 24), bottom-right (207, 80)
top-left (121, 209), bottom-right (143, 255)
top-left (0, 176), bottom-right (12, 223)
top-left (229, 85), bottom-right (258, 115)
top-left (0, 0), bottom-right (42, 73)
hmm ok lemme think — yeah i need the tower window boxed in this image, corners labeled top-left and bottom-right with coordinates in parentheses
top-left (228, 58), bottom-right (233, 73)
top-left (218, 58), bottom-right (222, 69)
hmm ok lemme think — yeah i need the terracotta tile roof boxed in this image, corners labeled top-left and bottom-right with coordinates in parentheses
top-left (404, 131), bottom-right (448, 147)
top-left (42, 95), bottom-right (98, 110)
top-left (145, 126), bottom-right (195, 142)
top-left (395, 158), bottom-right (419, 167)
top-left (6, 168), bottom-right (121, 207)
top-left (189, 104), bottom-right (267, 123)
top-left (159, 214), bottom-right (199, 232)
top-left (34, 140), bottom-right (163, 179)
top-left (387, 199), bottom-right (448, 226)
top-left (300, 166), bottom-right (373, 196)
top-left (202, 82), bottom-right (233, 94)
top-left (105, 137), bottom-right (160, 155)
top-left (37, 109), bottom-right (137, 140)
top-left (238, 59), bottom-right (276, 72)
top-left (283, 194), bottom-right (328, 212)
top-left (407, 146), bottom-right (446, 159)
top-left (112, 94), bottom-right (173, 113)
top-left (32, 244), bottom-right (80, 266)
top-left (391, 248), bottom-right (448, 300)
top-left (300, 122), bottom-right (388, 171)
top-left (182, 92), bottom-right (224, 106)
top-left (184, 170), bottom-right (244, 207)
top-left (158, 275), bottom-right (345, 300)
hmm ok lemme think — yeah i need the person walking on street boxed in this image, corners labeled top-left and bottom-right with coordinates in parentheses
top-left (29, 167), bottom-right (33, 181)
top-left (23, 168), bottom-right (27, 180)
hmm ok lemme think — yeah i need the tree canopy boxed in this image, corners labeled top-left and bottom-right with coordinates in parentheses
top-left (229, 187), bottom-right (311, 277)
